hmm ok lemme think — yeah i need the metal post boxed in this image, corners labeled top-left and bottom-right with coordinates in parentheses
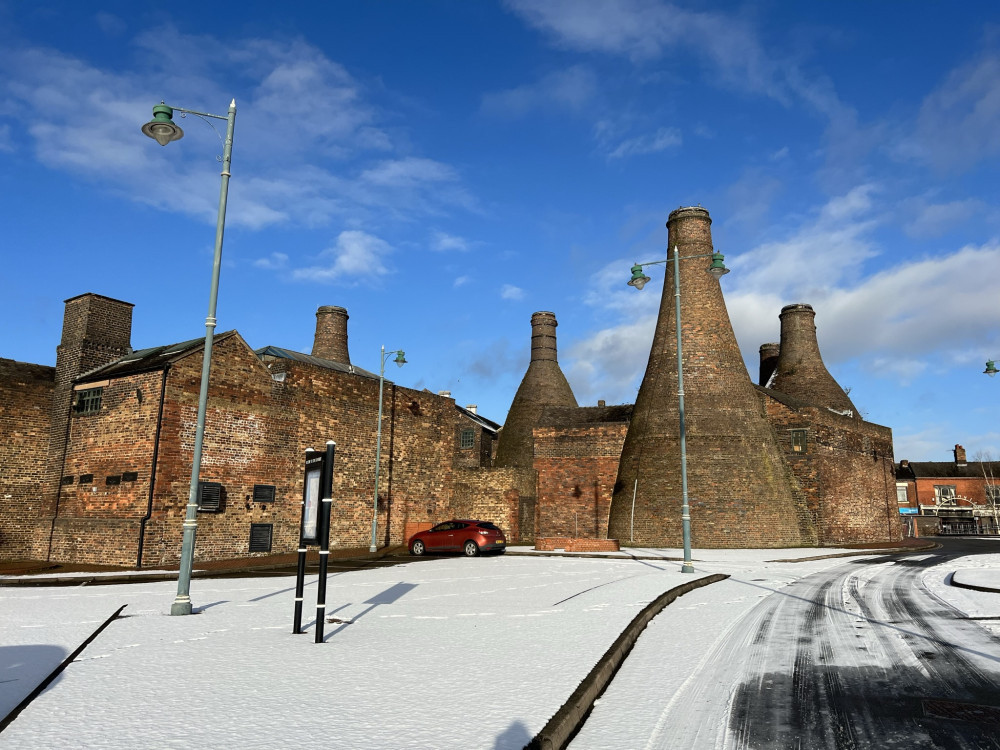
top-left (370, 346), bottom-right (386, 553)
top-left (315, 441), bottom-right (336, 643)
top-left (673, 245), bottom-right (695, 574)
top-left (171, 100), bottom-right (237, 616)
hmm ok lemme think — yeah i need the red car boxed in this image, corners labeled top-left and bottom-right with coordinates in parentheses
top-left (409, 520), bottom-right (507, 557)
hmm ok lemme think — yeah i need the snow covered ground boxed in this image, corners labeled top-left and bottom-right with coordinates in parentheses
top-left (1, 546), bottom-right (996, 749)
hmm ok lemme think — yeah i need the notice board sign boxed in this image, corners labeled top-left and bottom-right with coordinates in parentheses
top-left (300, 449), bottom-right (324, 544)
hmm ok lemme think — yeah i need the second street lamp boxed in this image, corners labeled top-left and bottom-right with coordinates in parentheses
top-left (142, 99), bottom-right (236, 616)
top-left (628, 244), bottom-right (729, 573)
top-left (371, 346), bottom-right (407, 553)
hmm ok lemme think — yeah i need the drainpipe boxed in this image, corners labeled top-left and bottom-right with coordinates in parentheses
top-left (137, 365), bottom-right (169, 568)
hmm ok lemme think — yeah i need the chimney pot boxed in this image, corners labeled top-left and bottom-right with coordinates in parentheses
top-left (954, 444), bottom-right (967, 466)
top-left (598, 399), bottom-right (606, 407)
top-left (466, 404), bottom-right (477, 414)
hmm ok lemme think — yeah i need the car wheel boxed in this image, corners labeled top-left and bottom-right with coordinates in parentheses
top-left (463, 540), bottom-right (479, 557)
top-left (411, 540), bottom-right (426, 556)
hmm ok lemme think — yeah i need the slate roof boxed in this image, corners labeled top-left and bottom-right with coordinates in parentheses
top-left (75, 332), bottom-right (238, 383)
top-left (255, 346), bottom-right (377, 379)
top-left (456, 404), bottom-right (501, 434)
top-left (896, 461), bottom-right (1000, 480)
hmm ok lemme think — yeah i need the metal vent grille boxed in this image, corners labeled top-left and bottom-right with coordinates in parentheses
top-left (253, 484), bottom-right (276, 503)
top-left (198, 481), bottom-right (223, 512)
top-left (249, 523), bottom-right (273, 552)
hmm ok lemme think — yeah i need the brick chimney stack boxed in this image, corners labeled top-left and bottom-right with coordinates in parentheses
top-left (759, 342), bottom-right (780, 386)
top-left (769, 304), bottom-right (859, 417)
top-left (494, 311), bottom-right (577, 469)
top-left (312, 306), bottom-right (350, 364)
top-left (607, 207), bottom-right (813, 548)
top-left (954, 444), bottom-right (967, 466)
top-left (45, 294), bottom-right (134, 518)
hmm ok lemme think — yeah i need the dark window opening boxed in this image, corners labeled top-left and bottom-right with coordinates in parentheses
top-left (73, 387), bottom-right (103, 415)
top-left (253, 484), bottom-right (276, 503)
top-left (790, 429), bottom-right (808, 453)
top-left (460, 428), bottom-right (475, 449)
top-left (106, 475), bottom-right (122, 486)
top-left (61, 476), bottom-right (75, 485)
top-left (122, 471), bottom-right (138, 482)
top-left (78, 474), bottom-right (94, 484)
top-left (249, 523), bottom-right (273, 553)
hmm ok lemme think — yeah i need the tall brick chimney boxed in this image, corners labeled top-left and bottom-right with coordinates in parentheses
top-left (45, 294), bottom-right (134, 514)
top-left (311, 305), bottom-right (350, 364)
top-left (494, 311), bottom-right (577, 468)
top-left (954, 444), bottom-right (967, 466)
top-left (769, 304), bottom-right (858, 417)
top-left (607, 207), bottom-right (813, 548)
top-left (759, 342), bottom-right (780, 386)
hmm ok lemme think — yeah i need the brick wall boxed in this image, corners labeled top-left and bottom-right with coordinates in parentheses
top-left (534, 422), bottom-right (628, 540)
top-left (451, 466), bottom-right (534, 541)
top-left (762, 391), bottom-right (901, 544)
top-left (0, 359), bottom-right (54, 559)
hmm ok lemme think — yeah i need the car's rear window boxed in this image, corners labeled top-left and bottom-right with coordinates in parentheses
top-left (476, 522), bottom-right (499, 530)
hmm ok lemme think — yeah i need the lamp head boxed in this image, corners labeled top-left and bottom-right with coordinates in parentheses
top-left (986, 359), bottom-right (998, 377)
top-left (141, 103), bottom-right (184, 146)
top-left (394, 351), bottom-right (407, 368)
top-left (707, 252), bottom-right (730, 279)
top-left (627, 264), bottom-right (651, 290)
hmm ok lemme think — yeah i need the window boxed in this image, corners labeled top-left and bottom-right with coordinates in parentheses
top-left (197, 481), bottom-right (224, 512)
top-left (73, 387), bottom-right (103, 415)
top-left (987, 485), bottom-right (1000, 506)
top-left (122, 472), bottom-right (138, 482)
top-left (249, 523), bottom-right (273, 553)
top-left (460, 428), bottom-right (475, 449)
top-left (106, 475), bottom-right (121, 486)
top-left (934, 485), bottom-right (957, 506)
top-left (78, 474), bottom-right (93, 484)
top-left (896, 484), bottom-right (909, 505)
top-left (789, 429), bottom-right (807, 453)
top-left (253, 484), bottom-right (276, 503)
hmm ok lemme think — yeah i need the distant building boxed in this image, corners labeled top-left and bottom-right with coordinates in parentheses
top-left (896, 445), bottom-right (1000, 536)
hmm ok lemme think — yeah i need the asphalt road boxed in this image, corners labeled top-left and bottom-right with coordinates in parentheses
top-left (582, 538), bottom-right (1000, 749)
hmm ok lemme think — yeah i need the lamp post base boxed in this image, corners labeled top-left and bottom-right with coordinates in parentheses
top-left (170, 596), bottom-right (193, 616)
top-left (369, 545), bottom-right (377, 553)
top-left (681, 563), bottom-right (695, 574)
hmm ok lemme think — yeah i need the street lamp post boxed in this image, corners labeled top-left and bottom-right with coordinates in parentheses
top-left (371, 345), bottom-right (407, 553)
top-left (627, 245), bottom-right (729, 573)
top-left (142, 99), bottom-right (236, 616)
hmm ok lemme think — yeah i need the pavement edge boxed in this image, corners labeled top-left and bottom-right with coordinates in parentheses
top-left (525, 572), bottom-right (729, 750)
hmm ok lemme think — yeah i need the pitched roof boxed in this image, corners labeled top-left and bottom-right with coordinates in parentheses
top-left (76, 332), bottom-right (238, 383)
top-left (896, 461), bottom-right (1000, 480)
top-left (456, 404), bottom-right (501, 434)
top-left (254, 346), bottom-right (378, 379)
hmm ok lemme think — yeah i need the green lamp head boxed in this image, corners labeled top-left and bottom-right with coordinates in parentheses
top-left (142, 103), bottom-right (184, 146)
top-left (627, 264), bottom-right (651, 290)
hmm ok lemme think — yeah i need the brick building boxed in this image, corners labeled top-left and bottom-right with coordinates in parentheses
top-left (896, 445), bottom-right (1000, 535)
top-left (0, 293), bottom-right (510, 566)
top-left (523, 207), bottom-right (901, 549)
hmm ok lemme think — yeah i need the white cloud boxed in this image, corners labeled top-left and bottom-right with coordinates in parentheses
top-left (900, 197), bottom-right (986, 239)
top-left (453, 275), bottom-right (471, 288)
top-left (253, 252), bottom-right (289, 270)
top-left (0, 30), bottom-right (473, 231)
top-left (292, 230), bottom-right (391, 283)
top-left (901, 53), bottom-right (1000, 173)
top-left (606, 126), bottom-right (681, 159)
top-left (431, 231), bottom-right (471, 252)
top-left (481, 65), bottom-right (598, 117)
top-left (501, 284), bottom-right (525, 300)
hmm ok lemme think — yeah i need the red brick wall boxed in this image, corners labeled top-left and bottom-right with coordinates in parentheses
top-left (451, 467), bottom-right (534, 540)
top-left (534, 423), bottom-right (628, 540)
top-left (763, 395), bottom-right (901, 545)
top-left (0, 359), bottom-right (54, 559)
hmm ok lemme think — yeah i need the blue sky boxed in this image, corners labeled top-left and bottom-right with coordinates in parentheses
top-left (2, 1), bottom-right (998, 462)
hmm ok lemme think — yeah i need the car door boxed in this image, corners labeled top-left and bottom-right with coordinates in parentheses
top-left (424, 522), bottom-right (458, 551)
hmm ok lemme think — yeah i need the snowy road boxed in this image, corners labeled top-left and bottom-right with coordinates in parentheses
top-left (573, 539), bottom-right (1000, 749)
